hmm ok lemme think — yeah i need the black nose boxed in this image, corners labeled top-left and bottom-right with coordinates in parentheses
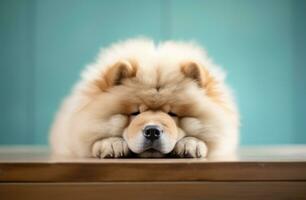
top-left (143, 125), bottom-right (162, 141)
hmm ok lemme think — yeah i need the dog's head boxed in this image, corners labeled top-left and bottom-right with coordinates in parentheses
top-left (92, 58), bottom-right (221, 157)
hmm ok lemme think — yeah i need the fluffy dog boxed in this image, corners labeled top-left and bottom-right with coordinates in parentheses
top-left (50, 38), bottom-right (239, 158)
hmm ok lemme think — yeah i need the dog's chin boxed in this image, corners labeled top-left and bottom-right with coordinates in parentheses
top-left (137, 149), bottom-right (166, 158)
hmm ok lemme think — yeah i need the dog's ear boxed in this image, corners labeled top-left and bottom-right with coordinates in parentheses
top-left (95, 60), bottom-right (137, 91)
top-left (181, 61), bottom-right (205, 86)
top-left (181, 61), bottom-right (216, 89)
top-left (105, 60), bottom-right (137, 86)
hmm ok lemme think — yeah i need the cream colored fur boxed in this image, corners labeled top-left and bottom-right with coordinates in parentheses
top-left (50, 38), bottom-right (239, 159)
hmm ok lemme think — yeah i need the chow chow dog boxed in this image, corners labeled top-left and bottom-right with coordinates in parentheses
top-left (50, 38), bottom-right (239, 159)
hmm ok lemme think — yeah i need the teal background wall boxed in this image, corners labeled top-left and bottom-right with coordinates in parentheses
top-left (0, 0), bottom-right (305, 145)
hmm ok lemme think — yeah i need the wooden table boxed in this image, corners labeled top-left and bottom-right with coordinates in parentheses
top-left (0, 146), bottom-right (306, 200)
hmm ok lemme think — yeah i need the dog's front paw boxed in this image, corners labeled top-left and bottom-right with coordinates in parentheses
top-left (173, 137), bottom-right (207, 158)
top-left (92, 137), bottom-right (130, 158)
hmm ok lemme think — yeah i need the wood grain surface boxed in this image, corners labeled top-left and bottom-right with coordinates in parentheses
top-left (1, 162), bottom-right (306, 182)
top-left (0, 146), bottom-right (306, 182)
top-left (0, 146), bottom-right (306, 199)
top-left (1, 182), bottom-right (306, 200)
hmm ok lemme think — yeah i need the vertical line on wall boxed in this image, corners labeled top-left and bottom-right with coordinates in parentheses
top-left (160, 0), bottom-right (172, 40)
top-left (27, 0), bottom-right (36, 144)
top-left (292, 0), bottom-right (306, 143)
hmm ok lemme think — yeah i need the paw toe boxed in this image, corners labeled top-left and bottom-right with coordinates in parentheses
top-left (92, 137), bottom-right (129, 158)
top-left (173, 137), bottom-right (207, 158)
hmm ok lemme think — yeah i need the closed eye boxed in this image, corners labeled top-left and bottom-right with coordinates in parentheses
top-left (130, 111), bottom-right (140, 116)
top-left (168, 112), bottom-right (177, 117)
